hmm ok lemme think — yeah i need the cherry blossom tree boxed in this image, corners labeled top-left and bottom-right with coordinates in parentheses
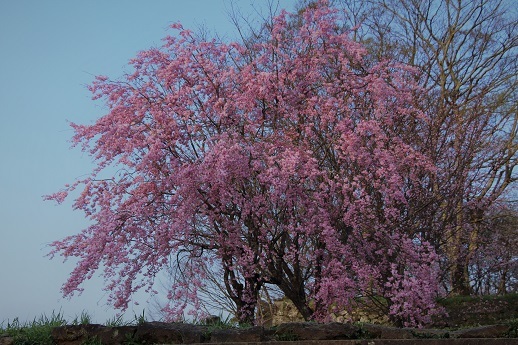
top-left (47, 0), bottom-right (444, 326)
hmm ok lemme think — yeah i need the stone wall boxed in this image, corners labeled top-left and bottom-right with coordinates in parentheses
top-left (257, 297), bottom-right (390, 327)
top-left (1, 321), bottom-right (514, 345)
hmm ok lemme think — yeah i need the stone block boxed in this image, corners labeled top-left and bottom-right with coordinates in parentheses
top-left (210, 326), bottom-right (265, 343)
top-left (133, 321), bottom-right (206, 344)
top-left (274, 322), bottom-right (361, 340)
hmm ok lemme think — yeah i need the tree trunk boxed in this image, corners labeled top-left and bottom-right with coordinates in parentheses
top-left (451, 257), bottom-right (472, 295)
top-left (223, 259), bottom-right (262, 325)
top-left (279, 281), bottom-right (314, 321)
top-left (235, 299), bottom-right (258, 325)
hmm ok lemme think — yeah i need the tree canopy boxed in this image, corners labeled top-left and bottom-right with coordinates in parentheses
top-left (47, 0), bottom-right (517, 327)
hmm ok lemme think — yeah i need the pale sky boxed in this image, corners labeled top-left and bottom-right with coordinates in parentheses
top-left (0, 0), bottom-right (297, 324)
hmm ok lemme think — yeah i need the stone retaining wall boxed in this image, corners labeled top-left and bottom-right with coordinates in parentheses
top-left (1, 321), bottom-right (511, 345)
top-left (1, 321), bottom-right (516, 344)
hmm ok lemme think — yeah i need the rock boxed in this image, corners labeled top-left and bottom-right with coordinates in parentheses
top-left (51, 324), bottom-right (137, 345)
top-left (274, 322), bottom-right (361, 340)
top-left (48, 321), bottom-right (515, 344)
top-left (133, 321), bottom-right (206, 344)
top-left (408, 327), bottom-right (450, 339)
top-left (270, 298), bottom-right (306, 326)
top-left (210, 326), bottom-right (265, 343)
top-left (452, 324), bottom-right (511, 338)
top-left (94, 326), bottom-right (138, 344)
top-left (51, 324), bottom-right (106, 345)
top-left (361, 323), bottom-right (414, 339)
top-left (0, 335), bottom-right (14, 345)
top-left (200, 315), bottom-right (221, 325)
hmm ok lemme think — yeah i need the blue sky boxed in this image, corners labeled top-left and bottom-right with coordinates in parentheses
top-left (0, 0), bottom-right (297, 324)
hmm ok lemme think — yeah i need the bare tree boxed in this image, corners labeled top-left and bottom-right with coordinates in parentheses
top-left (332, 0), bottom-right (517, 295)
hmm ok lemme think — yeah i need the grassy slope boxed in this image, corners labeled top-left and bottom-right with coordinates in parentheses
top-left (434, 293), bottom-right (518, 328)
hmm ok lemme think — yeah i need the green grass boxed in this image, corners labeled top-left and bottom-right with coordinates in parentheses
top-left (103, 314), bottom-right (128, 327)
top-left (0, 311), bottom-right (149, 345)
top-left (71, 311), bottom-right (93, 326)
top-left (0, 311), bottom-right (67, 345)
top-left (0, 310), bottom-right (250, 345)
top-left (104, 310), bottom-right (148, 327)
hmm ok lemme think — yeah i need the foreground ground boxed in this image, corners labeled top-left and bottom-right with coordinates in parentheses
top-left (1, 294), bottom-right (516, 344)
